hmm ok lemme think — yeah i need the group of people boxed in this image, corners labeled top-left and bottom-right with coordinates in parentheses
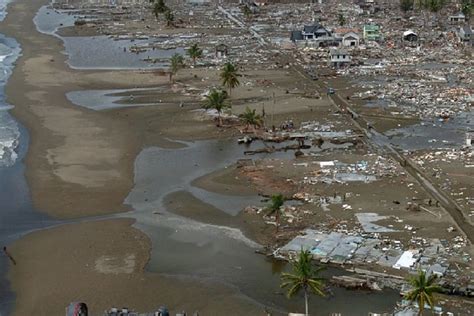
top-left (280, 119), bottom-right (294, 130)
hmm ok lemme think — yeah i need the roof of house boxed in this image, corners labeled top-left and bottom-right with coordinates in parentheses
top-left (450, 12), bottom-right (465, 18)
top-left (290, 30), bottom-right (304, 41)
top-left (333, 28), bottom-right (359, 35)
top-left (330, 48), bottom-right (349, 55)
top-left (462, 25), bottom-right (472, 35)
top-left (303, 24), bottom-right (327, 34)
top-left (343, 32), bottom-right (360, 39)
top-left (403, 30), bottom-right (417, 37)
top-left (215, 43), bottom-right (229, 50)
top-left (363, 24), bottom-right (380, 31)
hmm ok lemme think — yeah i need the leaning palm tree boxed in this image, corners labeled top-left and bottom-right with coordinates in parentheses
top-left (164, 9), bottom-right (174, 27)
top-left (202, 89), bottom-right (229, 126)
top-left (281, 249), bottom-right (325, 316)
top-left (404, 270), bottom-right (442, 315)
top-left (153, 0), bottom-right (167, 20)
top-left (169, 53), bottom-right (184, 83)
top-left (187, 43), bottom-right (203, 66)
top-left (267, 194), bottom-right (284, 233)
top-left (239, 106), bottom-right (263, 132)
top-left (220, 62), bottom-right (240, 97)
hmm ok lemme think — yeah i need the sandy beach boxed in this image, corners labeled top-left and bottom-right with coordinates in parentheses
top-left (0, 0), bottom-right (322, 313)
top-left (1, 0), bottom-right (269, 314)
top-left (8, 218), bottom-right (265, 315)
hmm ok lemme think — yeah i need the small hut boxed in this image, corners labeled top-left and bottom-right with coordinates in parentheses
top-left (215, 44), bottom-right (229, 58)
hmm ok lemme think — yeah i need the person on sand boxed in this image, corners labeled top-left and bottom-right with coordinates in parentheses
top-left (3, 246), bottom-right (16, 265)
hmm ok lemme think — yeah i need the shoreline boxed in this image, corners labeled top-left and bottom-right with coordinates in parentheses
top-left (0, 0), bottom-right (288, 314)
top-left (2, 0), bottom-right (470, 314)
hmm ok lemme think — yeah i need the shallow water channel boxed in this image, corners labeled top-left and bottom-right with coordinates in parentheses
top-left (122, 139), bottom-right (400, 315)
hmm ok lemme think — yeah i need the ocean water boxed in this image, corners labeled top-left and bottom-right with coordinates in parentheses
top-left (0, 3), bottom-right (21, 168)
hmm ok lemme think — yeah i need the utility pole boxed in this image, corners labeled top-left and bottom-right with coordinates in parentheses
top-left (271, 92), bottom-right (275, 128)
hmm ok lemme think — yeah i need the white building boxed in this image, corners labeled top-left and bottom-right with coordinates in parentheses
top-left (329, 48), bottom-right (351, 68)
top-left (342, 32), bottom-right (360, 47)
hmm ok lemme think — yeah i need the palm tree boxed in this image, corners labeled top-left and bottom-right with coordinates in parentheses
top-left (220, 62), bottom-right (240, 97)
top-left (267, 194), bottom-right (284, 232)
top-left (202, 89), bottom-right (229, 126)
top-left (242, 5), bottom-right (252, 20)
top-left (239, 106), bottom-right (263, 132)
top-left (281, 249), bottom-right (325, 316)
top-left (164, 9), bottom-right (174, 27)
top-left (337, 14), bottom-right (346, 26)
top-left (153, 0), bottom-right (167, 20)
top-left (400, 0), bottom-right (414, 13)
top-left (169, 53), bottom-right (184, 83)
top-left (461, 0), bottom-right (472, 19)
top-left (187, 43), bottom-right (203, 66)
top-left (404, 270), bottom-right (442, 315)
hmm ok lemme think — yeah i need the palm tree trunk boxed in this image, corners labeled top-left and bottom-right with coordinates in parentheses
top-left (275, 211), bottom-right (280, 233)
top-left (305, 288), bottom-right (309, 316)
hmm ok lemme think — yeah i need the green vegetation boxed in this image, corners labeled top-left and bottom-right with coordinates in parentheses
top-left (267, 194), bottom-right (284, 232)
top-left (242, 5), bottom-right (252, 20)
top-left (164, 9), bottom-right (174, 27)
top-left (404, 270), bottom-right (442, 315)
top-left (220, 62), bottom-right (240, 96)
top-left (153, 0), bottom-right (168, 20)
top-left (187, 43), bottom-right (203, 66)
top-left (239, 106), bottom-right (264, 131)
top-left (461, 0), bottom-right (472, 18)
top-left (400, 0), bottom-right (415, 13)
top-left (281, 249), bottom-right (326, 316)
top-left (416, 0), bottom-right (446, 13)
top-left (169, 53), bottom-right (184, 83)
top-left (338, 14), bottom-right (346, 26)
top-left (202, 89), bottom-right (230, 126)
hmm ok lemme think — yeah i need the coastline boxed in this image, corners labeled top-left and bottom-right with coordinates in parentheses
top-left (2, 0), bottom-right (469, 314)
top-left (1, 0), bottom-right (270, 314)
top-left (1, 0), bottom-right (318, 313)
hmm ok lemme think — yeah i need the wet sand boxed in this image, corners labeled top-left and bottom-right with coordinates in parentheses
top-left (0, 0), bottom-right (329, 314)
top-left (0, 0), bottom-right (265, 314)
top-left (0, 0), bottom-right (404, 314)
top-left (8, 218), bottom-right (265, 315)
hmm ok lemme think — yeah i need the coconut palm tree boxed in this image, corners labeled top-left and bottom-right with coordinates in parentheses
top-left (239, 107), bottom-right (264, 132)
top-left (461, 0), bottom-right (472, 18)
top-left (281, 249), bottom-right (325, 316)
top-left (164, 9), bottom-right (174, 27)
top-left (220, 62), bottom-right (240, 97)
top-left (404, 270), bottom-right (442, 315)
top-left (267, 194), bottom-right (284, 232)
top-left (187, 43), bottom-right (203, 66)
top-left (169, 53), bottom-right (184, 83)
top-left (400, 0), bottom-right (414, 13)
top-left (242, 5), bottom-right (252, 20)
top-left (337, 14), bottom-right (346, 26)
top-left (202, 89), bottom-right (229, 126)
top-left (153, 0), bottom-right (167, 20)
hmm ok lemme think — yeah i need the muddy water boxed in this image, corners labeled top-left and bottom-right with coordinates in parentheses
top-left (32, 4), bottom-right (400, 314)
top-left (0, 124), bottom-right (60, 315)
top-left (386, 111), bottom-right (473, 150)
top-left (123, 139), bottom-right (400, 315)
top-left (34, 5), bottom-right (185, 70)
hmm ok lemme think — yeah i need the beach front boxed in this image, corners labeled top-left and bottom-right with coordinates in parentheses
top-left (0, 0), bottom-right (472, 315)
